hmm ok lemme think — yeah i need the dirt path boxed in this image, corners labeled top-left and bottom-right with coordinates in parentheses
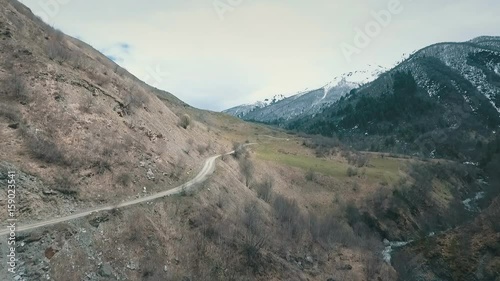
top-left (0, 146), bottom-right (254, 235)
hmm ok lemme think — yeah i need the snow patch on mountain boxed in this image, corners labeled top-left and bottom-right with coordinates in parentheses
top-left (223, 65), bottom-right (387, 123)
top-left (397, 38), bottom-right (500, 113)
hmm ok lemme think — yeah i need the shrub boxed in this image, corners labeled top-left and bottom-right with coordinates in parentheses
top-left (305, 169), bottom-right (316, 181)
top-left (46, 39), bottom-right (72, 63)
top-left (88, 71), bottom-right (110, 87)
top-left (69, 54), bottom-right (91, 70)
top-left (169, 158), bottom-right (185, 180)
top-left (232, 142), bottom-right (247, 159)
top-left (93, 158), bottom-right (112, 174)
top-left (79, 94), bottom-right (94, 114)
top-left (272, 194), bottom-right (306, 239)
top-left (242, 234), bottom-right (266, 273)
top-left (116, 173), bottom-right (132, 187)
top-left (273, 194), bottom-right (300, 223)
top-left (178, 114), bottom-right (191, 129)
top-left (345, 152), bottom-right (370, 167)
top-left (123, 93), bottom-right (145, 115)
top-left (53, 172), bottom-right (78, 196)
top-left (5, 74), bottom-right (28, 100)
top-left (347, 166), bottom-right (358, 177)
top-left (197, 144), bottom-right (209, 155)
top-left (21, 128), bottom-right (66, 165)
top-left (239, 158), bottom-right (254, 187)
top-left (242, 201), bottom-right (263, 235)
top-left (255, 177), bottom-right (273, 203)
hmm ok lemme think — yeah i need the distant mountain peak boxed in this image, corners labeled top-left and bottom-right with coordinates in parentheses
top-left (224, 65), bottom-right (387, 123)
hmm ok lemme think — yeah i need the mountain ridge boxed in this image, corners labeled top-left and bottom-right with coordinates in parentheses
top-left (223, 65), bottom-right (386, 123)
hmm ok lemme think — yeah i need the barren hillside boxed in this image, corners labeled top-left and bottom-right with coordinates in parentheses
top-left (1, 1), bottom-right (497, 281)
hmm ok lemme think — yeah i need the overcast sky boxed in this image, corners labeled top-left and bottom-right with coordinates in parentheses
top-left (19, 0), bottom-right (500, 111)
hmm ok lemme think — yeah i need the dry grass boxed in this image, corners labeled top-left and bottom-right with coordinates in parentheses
top-left (0, 104), bottom-right (21, 122)
top-left (20, 126), bottom-right (66, 165)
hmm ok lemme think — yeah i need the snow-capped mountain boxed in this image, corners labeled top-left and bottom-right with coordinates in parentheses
top-left (223, 95), bottom-right (285, 118)
top-left (287, 36), bottom-right (500, 160)
top-left (223, 65), bottom-right (386, 124)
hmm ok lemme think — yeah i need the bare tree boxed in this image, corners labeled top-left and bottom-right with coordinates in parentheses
top-left (239, 158), bottom-right (254, 187)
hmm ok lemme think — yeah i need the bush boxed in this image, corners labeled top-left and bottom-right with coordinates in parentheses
top-left (242, 201), bottom-right (263, 234)
top-left (93, 158), bottom-right (112, 175)
top-left (305, 169), bottom-right (316, 181)
top-left (232, 142), bottom-right (248, 159)
top-left (69, 54), bottom-right (91, 70)
top-left (5, 74), bottom-right (28, 100)
top-left (197, 144), bottom-right (209, 155)
top-left (242, 234), bottom-right (266, 273)
top-left (273, 194), bottom-right (300, 223)
top-left (239, 158), bottom-right (254, 187)
top-left (255, 177), bottom-right (273, 203)
top-left (169, 158), bottom-right (185, 180)
top-left (21, 128), bottom-right (66, 165)
top-left (88, 71), bottom-right (110, 87)
top-left (272, 194), bottom-right (305, 239)
top-left (178, 114), bottom-right (191, 129)
top-left (345, 151), bottom-right (370, 167)
top-left (116, 173), bottom-right (132, 187)
top-left (46, 39), bottom-right (73, 63)
top-left (347, 166), bottom-right (358, 177)
top-left (79, 94), bottom-right (94, 114)
top-left (123, 92), bottom-right (147, 115)
top-left (53, 172), bottom-right (78, 196)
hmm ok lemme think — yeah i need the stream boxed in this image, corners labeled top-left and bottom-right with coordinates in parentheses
top-left (382, 190), bottom-right (487, 263)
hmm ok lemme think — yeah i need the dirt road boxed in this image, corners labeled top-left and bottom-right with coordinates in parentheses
top-left (0, 146), bottom-right (248, 235)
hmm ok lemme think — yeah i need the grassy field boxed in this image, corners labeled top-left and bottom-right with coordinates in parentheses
top-left (255, 140), bottom-right (408, 184)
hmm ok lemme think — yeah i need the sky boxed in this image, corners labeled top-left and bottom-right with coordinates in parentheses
top-left (18, 0), bottom-right (500, 111)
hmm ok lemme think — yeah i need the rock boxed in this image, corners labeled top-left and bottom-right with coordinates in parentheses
top-left (383, 239), bottom-right (390, 246)
top-left (42, 189), bottom-right (57, 196)
top-left (147, 169), bottom-right (155, 180)
top-left (163, 265), bottom-right (168, 272)
top-left (126, 261), bottom-right (137, 270)
top-left (306, 256), bottom-right (314, 264)
top-left (99, 263), bottom-right (113, 277)
top-left (8, 123), bottom-right (19, 129)
top-left (44, 247), bottom-right (57, 259)
top-left (88, 212), bottom-right (110, 227)
top-left (337, 264), bottom-right (353, 270)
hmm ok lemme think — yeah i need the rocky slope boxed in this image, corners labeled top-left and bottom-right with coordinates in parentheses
top-left (0, 1), bottom-right (394, 280)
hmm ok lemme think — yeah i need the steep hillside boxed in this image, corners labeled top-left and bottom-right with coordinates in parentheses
top-left (2, 1), bottom-right (498, 281)
top-left (223, 66), bottom-right (385, 124)
top-left (0, 0), bottom-right (234, 222)
top-left (287, 37), bottom-right (500, 161)
top-left (0, 2), bottom-right (399, 280)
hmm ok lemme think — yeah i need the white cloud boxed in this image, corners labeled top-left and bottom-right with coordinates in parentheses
top-left (18, 0), bottom-right (500, 110)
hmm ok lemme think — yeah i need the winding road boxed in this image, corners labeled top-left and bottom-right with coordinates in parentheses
top-left (0, 146), bottom-right (251, 236)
